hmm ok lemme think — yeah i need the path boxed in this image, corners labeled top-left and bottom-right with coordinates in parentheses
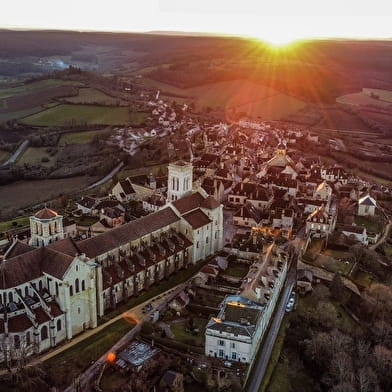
top-left (1, 140), bottom-right (29, 166)
top-left (0, 282), bottom-right (184, 377)
top-left (85, 161), bottom-right (124, 190)
top-left (298, 260), bottom-right (361, 296)
top-left (64, 282), bottom-right (189, 392)
top-left (370, 219), bottom-right (392, 251)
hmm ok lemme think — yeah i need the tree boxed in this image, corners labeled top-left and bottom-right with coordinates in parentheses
top-left (330, 272), bottom-right (345, 302)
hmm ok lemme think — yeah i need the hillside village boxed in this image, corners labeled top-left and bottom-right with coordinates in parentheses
top-left (0, 87), bottom-right (392, 391)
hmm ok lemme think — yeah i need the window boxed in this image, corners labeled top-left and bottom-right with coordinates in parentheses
top-left (8, 292), bottom-right (13, 303)
top-left (218, 340), bottom-right (225, 346)
top-left (78, 307), bottom-right (81, 314)
top-left (196, 241), bottom-right (199, 248)
top-left (57, 319), bottom-right (62, 331)
top-left (75, 279), bottom-right (80, 293)
top-left (70, 285), bottom-right (73, 296)
top-left (218, 349), bottom-right (224, 358)
top-left (39, 281), bottom-right (43, 291)
top-left (14, 335), bottom-right (20, 349)
top-left (231, 342), bottom-right (236, 349)
top-left (82, 280), bottom-right (85, 291)
top-left (55, 282), bottom-right (59, 297)
top-left (24, 286), bottom-right (28, 297)
top-left (41, 326), bottom-right (48, 341)
top-left (76, 265), bottom-right (79, 272)
top-left (206, 237), bottom-right (209, 244)
top-left (231, 352), bottom-right (237, 360)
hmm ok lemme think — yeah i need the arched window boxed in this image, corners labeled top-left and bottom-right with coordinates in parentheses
top-left (75, 279), bottom-right (79, 293)
top-left (41, 326), bottom-right (48, 340)
top-left (26, 332), bottom-right (31, 345)
top-left (81, 280), bottom-right (85, 291)
top-left (70, 285), bottom-right (73, 296)
top-left (14, 335), bottom-right (20, 349)
top-left (57, 319), bottom-right (62, 331)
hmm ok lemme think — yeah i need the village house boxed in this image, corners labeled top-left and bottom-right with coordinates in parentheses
top-left (305, 205), bottom-right (336, 237)
top-left (357, 194), bottom-right (377, 216)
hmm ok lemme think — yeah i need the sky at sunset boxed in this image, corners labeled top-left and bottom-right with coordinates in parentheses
top-left (1, 0), bottom-right (392, 44)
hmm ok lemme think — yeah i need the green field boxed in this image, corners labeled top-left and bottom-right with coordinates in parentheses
top-left (0, 176), bottom-right (99, 211)
top-left (0, 216), bottom-right (30, 233)
top-left (236, 93), bottom-right (306, 120)
top-left (18, 147), bottom-right (57, 167)
top-left (64, 87), bottom-right (127, 105)
top-left (59, 129), bottom-right (109, 145)
top-left (337, 91), bottom-right (392, 109)
top-left (141, 78), bottom-right (305, 119)
top-left (21, 104), bottom-right (147, 126)
top-left (0, 106), bottom-right (46, 122)
top-left (0, 79), bottom-right (82, 99)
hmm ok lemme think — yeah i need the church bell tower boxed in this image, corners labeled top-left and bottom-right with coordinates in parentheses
top-left (167, 160), bottom-right (193, 202)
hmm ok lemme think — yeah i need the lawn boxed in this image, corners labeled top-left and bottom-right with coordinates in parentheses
top-left (302, 250), bottom-right (353, 276)
top-left (43, 318), bottom-right (134, 388)
top-left (170, 317), bottom-right (208, 347)
top-left (17, 147), bottom-right (57, 167)
top-left (21, 104), bottom-right (147, 126)
top-left (73, 215), bottom-right (100, 226)
top-left (224, 263), bottom-right (249, 278)
top-left (0, 216), bottom-right (30, 233)
top-left (259, 318), bottom-right (290, 392)
top-left (64, 88), bottom-right (127, 105)
top-left (352, 270), bottom-right (376, 288)
top-left (355, 215), bottom-right (383, 233)
top-left (337, 91), bottom-right (392, 109)
top-left (0, 150), bottom-right (10, 164)
top-left (59, 129), bottom-right (109, 145)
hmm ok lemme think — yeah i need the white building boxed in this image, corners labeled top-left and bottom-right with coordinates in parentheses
top-left (167, 160), bottom-right (193, 202)
top-left (205, 245), bottom-right (288, 364)
top-left (0, 161), bottom-right (223, 364)
top-left (358, 194), bottom-right (376, 217)
top-left (29, 207), bottom-right (64, 247)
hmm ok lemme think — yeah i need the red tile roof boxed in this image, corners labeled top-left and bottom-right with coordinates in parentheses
top-left (34, 207), bottom-right (58, 219)
top-left (201, 195), bottom-right (220, 210)
top-left (77, 207), bottom-right (180, 258)
top-left (182, 209), bottom-right (212, 229)
top-left (172, 192), bottom-right (205, 214)
top-left (8, 314), bottom-right (34, 332)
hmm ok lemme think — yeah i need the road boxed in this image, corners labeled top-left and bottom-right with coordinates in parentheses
top-left (246, 266), bottom-right (296, 392)
top-left (85, 161), bottom-right (124, 190)
top-left (370, 219), bottom-right (392, 251)
top-left (1, 140), bottom-right (29, 166)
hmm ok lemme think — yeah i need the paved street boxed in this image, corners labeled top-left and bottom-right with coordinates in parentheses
top-left (246, 266), bottom-right (296, 392)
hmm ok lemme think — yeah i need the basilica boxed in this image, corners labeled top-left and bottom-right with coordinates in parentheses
top-left (0, 161), bottom-right (223, 364)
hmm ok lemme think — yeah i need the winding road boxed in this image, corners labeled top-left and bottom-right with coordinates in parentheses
top-left (1, 140), bottom-right (29, 166)
top-left (85, 161), bottom-right (124, 190)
